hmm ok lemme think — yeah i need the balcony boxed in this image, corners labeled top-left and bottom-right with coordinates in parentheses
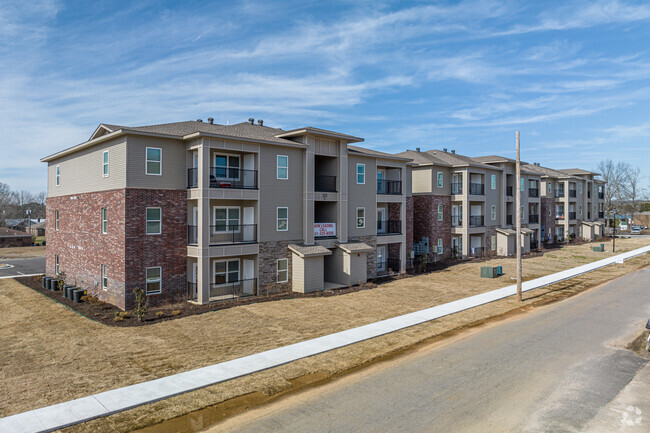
top-left (598, 192), bottom-right (604, 199)
top-left (506, 186), bottom-right (513, 197)
top-left (470, 246), bottom-right (484, 258)
top-left (588, 191), bottom-right (591, 199)
top-left (555, 190), bottom-right (565, 198)
top-left (506, 215), bottom-right (513, 225)
top-left (377, 179), bottom-right (402, 195)
top-left (187, 225), bottom-right (198, 244)
top-left (315, 175), bottom-right (337, 192)
top-left (377, 220), bottom-right (401, 235)
top-left (469, 183), bottom-right (485, 195)
top-left (529, 214), bottom-right (539, 224)
top-left (187, 281), bottom-right (197, 301)
top-left (451, 215), bottom-right (462, 227)
top-left (529, 188), bottom-right (539, 198)
top-left (210, 278), bottom-right (257, 300)
top-left (451, 183), bottom-right (463, 195)
top-left (556, 214), bottom-right (565, 220)
top-left (188, 168), bottom-right (198, 188)
top-left (569, 212), bottom-right (577, 220)
top-left (469, 215), bottom-right (484, 227)
top-left (569, 189), bottom-right (577, 198)
top-left (210, 224), bottom-right (257, 245)
top-left (209, 167), bottom-right (258, 189)
top-left (599, 212), bottom-right (604, 218)
top-left (377, 259), bottom-right (401, 276)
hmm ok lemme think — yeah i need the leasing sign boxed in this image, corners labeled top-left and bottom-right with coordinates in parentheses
top-left (314, 223), bottom-right (336, 237)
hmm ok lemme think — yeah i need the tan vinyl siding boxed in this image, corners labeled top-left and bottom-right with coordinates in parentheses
top-left (47, 137), bottom-right (127, 197)
top-left (126, 135), bottom-right (186, 189)
top-left (348, 155), bottom-right (376, 238)
top-left (411, 168), bottom-right (432, 193)
top-left (291, 255), bottom-right (305, 292)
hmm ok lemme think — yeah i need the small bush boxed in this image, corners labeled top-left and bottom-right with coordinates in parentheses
top-left (171, 310), bottom-right (181, 316)
top-left (113, 316), bottom-right (124, 322)
top-left (119, 311), bottom-right (130, 318)
top-left (133, 287), bottom-right (147, 322)
top-left (155, 311), bottom-right (165, 318)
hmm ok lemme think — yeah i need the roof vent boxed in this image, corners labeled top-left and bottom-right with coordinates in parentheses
top-left (248, 118), bottom-right (255, 125)
top-left (416, 147), bottom-right (421, 152)
top-left (257, 119), bottom-right (263, 126)
top-left (208, 117), bottom-right (214, 124)
top-left (197, 119), bottom-right (203, 122)
top-left (451, 149), bottom-right (455, 154)
top-left (443, 148), bottom-right (448, 152)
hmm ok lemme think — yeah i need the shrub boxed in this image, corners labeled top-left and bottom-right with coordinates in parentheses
top-left (133, 287), bottom-right (147, 322)
top-left (171, 310), bottom-right (181, 316)
top-left (155, 311), bottom-right (165, 318)
top-left (114, 316), bottom-right (124, 322)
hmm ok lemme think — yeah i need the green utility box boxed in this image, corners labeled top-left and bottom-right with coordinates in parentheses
top-left (481, 266), bottom-right (497, 278)
top-left (592, 246), bottom-right (604, 252)
top-left (496, 266), bottom-right (503, 276)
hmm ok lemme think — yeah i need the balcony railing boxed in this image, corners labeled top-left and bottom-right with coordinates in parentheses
top-left (469, 215), bottom-right (484, 227)
top-left (469, 183), bottom-right (485, 195)
top-left (210, 278), bottom-right (257, 300)
top-left (598, 212), bottom-right (604, 218)
top-left (506, 186), bottom-right (513, 196)
top-left (506, 215), bottom-right (513, 225)
top-left (451, 183), bottom-right (463, 195)
top-left (315, 175), bottom-right (337, 192)
top-left (598, 192), bottom-right (604, 199)
top-left (188, 168), bottom-right (198, 188)
top-left (555, 190), bottom-right (565, 198)
top-left (588, 191), bottom-right (591, 199)
top-left (187, 225), bottom-right (198, 244)
top-left (529, 214), bottom-right (539, 224)
top-left (470, 246), bottom-right (484, 258)
top-left (377, 259), bottom-right (401, 276)
top-left (210, 224), bottom-right (257, 245)
top-left (569, 212), bottom-right (577, 220)
top-left (377, 220), bottom-right (401, 235)
top-left (187, 282), bottom-right (197, 301)
top-left (588, 212), bottom-right (591, 219)
top-left (529, 188), bottom-right (539, 198)
top-left (209, 167), bottom-right (258, 189)
top-left (556, 214), bottom-right (565, 220)
top-left (569, 189), bottom-right (577, 198)
top-left (451, 215), bottom-right (462, 227)
top-left (377, 179), bottom-right (402, 195)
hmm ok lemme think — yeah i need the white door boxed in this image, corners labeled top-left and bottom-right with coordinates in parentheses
top-left (243, 154), bottom-right (255, 188)
top-left (243, 207), bottom-right (255, 242)
top-left (377, 246), bottom-right (386, 271)
top-left (242, 259), bottom-right (255, 295)
top-left (377, 208), bottom-right (386, 234)
top-left (191, 262), bottom-right (197, 299)
top-left (192, 207), bottom-right (198, 243)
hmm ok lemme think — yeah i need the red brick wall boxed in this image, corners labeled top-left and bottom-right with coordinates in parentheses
top-left (405, 197), bottom-right (414, 269)
top-left (413, 195), bottom-right (452, 261)
top-left (540, 197), bottom-right (556, 244)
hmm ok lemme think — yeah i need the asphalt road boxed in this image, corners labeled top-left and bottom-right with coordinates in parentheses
top-left (0, 257), bottom-right (45, 278)
top-left (213, 267), bottom-right (650, 433)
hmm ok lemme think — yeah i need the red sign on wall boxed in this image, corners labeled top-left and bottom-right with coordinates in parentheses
top-left (314, 223), bottom-right (336, 237)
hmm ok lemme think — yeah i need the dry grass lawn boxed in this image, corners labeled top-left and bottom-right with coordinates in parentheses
top-left (0, 245), bottom-right (45, 259)
top-left (0, 238), bottom-right (648, 432)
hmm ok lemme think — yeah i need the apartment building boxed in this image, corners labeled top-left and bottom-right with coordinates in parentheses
top-left (42, 119), bottom-right (410, 309)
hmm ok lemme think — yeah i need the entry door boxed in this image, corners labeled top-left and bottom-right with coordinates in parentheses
top-left (243, 207), bottom-right (255, 241)
top-left (377, 208), bottom-right (386, 234)
top-left (377, 246), bottom-right (386, 271)
top-left (191, 262), bottom-right (197, 300)
top-left (243, 154), bottom-right (255, 188)
top-left (242, 259), bottom-right (255, 295)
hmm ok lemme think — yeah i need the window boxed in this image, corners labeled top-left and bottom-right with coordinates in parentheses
top-left (214, 154), bottom-right (240, 179)
top-left (277, 207), bottom-right (288, 231)
top-left (145, 266), bottom-right (162, 294)
top-left (145, 147), bottom-right (162, 175)
top-left (356, 163), bottom-right (365, 184)
top-left (521, 206), bottom-right (524, 220)
top-left (101, 208), bottom-right (107, 234)
top-left (491, 174), bottom-right (496, 190)
top-left (437, 238), bottom-right (443, 254)
top-left (146, 207), bottom-right (161, 235)
top-left (356, 207), bottom-right (365, 228)
top-left (578, 183), bottom-right (582, 194)
top-left (491, 236), bottom-right (496, 251)
top-left (102, 150), bottom-right (109, 177)
top-left (55, 210), bottom-right (59, 230)
top-left (549, 207), bottom-right (552, 216)
top-left (277, 155), bottom-right (288, 179)
top-left (277, 258), bottom-right (288, 283)
top-left (437, 172), bottom-right (443, 188)
top-left (491, 205), bottom-right (496, 221)
top-left (213, 207), bottom-right (240, 232)
top-left (579, 205), bottom-right (582, 216)
top-left (214, 260), bottom-right (239, 285)
top-left (438, 205), bottom-right (443, 221)
top-left (55, 254), bottom-right (60, 275)
top-left (520, 178), bottom-right (524, 191)
top-left (547, 183), bottom-right (551, 193)
top-left (56, 165), bottom-right (60, 186)
top-left (101, 264), bottom-right (108, 290)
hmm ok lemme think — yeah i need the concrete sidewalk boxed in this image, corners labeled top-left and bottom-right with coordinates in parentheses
top-left (1, 244), bottom-right (649, 433)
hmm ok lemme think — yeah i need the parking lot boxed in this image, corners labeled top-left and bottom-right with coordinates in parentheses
top-left (0, 257), bottom-right (45, 278)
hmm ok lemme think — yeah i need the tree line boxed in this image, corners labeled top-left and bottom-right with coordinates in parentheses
top-left (0, 182), bottom-right (47, 223)
top-left (596, 159), bottom-right (647, 225)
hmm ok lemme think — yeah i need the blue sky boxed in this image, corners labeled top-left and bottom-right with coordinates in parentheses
top-left (1, 0), bottom-right (650, 194)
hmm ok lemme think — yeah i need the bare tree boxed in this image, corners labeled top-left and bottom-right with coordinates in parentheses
top-left (597, 159), bottom-right (628, 227)
top-left (620, 165), bottom-right (643, 216)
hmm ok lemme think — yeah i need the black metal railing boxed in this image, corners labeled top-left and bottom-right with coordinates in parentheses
top-left (451, 183), bottom-right (463, 194)
top-left (555, 190), bottom-right (565, 198)
top-left (187, 282), bottom-right (197, 300)
top-left (187, 225), bottom-right (198, 244)
top-left (598, 192), bottom-right (604, 199)
top-left (529, 188), bottom-right (539, 198)
top-left (506, 186), bottom-right (513, 196)
top-left (587, 191), bottom-right (591, 198)
top-left (210, 224), bottom-right (257, 245)
top-left (377, 220), bottom-right (401, 235)
top-left (210, 278), bottom-right (257, 299)
top-left (470, 215), bottom-right (484, 227)
top-left (506, 215), bottom-right (513, 225)
top-left (209, 167), bottom-right (258, 189)
top-left (588, 212), bottom-right (591, 219)
top-left (529, 215), bottom-right (539, 224)
top-left (187, 168), bottom-right (198, 188)
top-left (377, 179), bottom-right (402, 195)
top-left (569, 212), bottom-right (577, 220)
top-left (377, 259), bottom-right (401, 276)
top-left (569, 189), bottom-right (577, 198)
top-left (599, 212), bottom-right (604, 218)
top-left (469, 183), bottom-right (484, 195)
top-left (315, 175), bottom-right (337, 192)
top-left (451, 215), bottom-right (462, 227)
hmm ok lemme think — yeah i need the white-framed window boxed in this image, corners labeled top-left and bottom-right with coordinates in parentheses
top-left (437, 238), bottom-right (443, 254)
top-left (146, 207), bottom-right (161, 235)
top-left (277, 258), bottom-right (288, 283)
top-left (145, 147), bottom-right (162, 175)
top-left (547, 183), bottom-right (551, 193)
top-left (101, 208), bottom-right (107, 234)
top-left (55, 210), bottom-right (59, 230)
top-left (437, 172), bottom-right (443, 188)
top-left (520, 178), bottom-right (524, 191)
top-left (102, 150), bottom-right (109, 177)
top-left (214, 153), bottom-right (240, 179)
top-left (213, 259), bottom-right (239, 286)
top-left (356, 163), bottom-right (365, 184)
top-left (55, 254), bottom-right (60, 275)
top-left (56, 165), bottom-right (60, 186)
top-left (356, 207), bottom-right (365, 228)
top-left (277, 207), bottom-right (288, 231)
top-left (438, 204), bottom-right (443, 221)
top-left (277, 155), bottom-right (288, 179)
top-left (491, 235), bottom-right (496, 251)
top-left (213, 206), bottom-right (240, 232)
top-left (101, 264), bottom-right (108, 290)
top-left (549, 207), bottom-right (552, 216)
top-left (579, 205), bottom-right (582, 216)
top-left (521, 205), bottom-right (524, 220)
top-left (145, 266), bottom-right (162, 294)
top-left (491, 205), bottom-right (496, 221)
top-left (491, 174), bottom-right (496, 190)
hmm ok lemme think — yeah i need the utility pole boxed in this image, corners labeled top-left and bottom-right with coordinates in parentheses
top-left (515, 131), bottom-right (522, 302)
top-left (612, 208), bottom-right (617, 252)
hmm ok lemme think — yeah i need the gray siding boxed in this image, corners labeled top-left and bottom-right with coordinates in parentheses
top-left (126, 135), bottom-right (186, 189)
top-left (348, 155), bottom-right (376, 238)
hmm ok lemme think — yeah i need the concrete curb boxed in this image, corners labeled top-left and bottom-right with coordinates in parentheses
top-left (2, 245), bottom-right (649, 433)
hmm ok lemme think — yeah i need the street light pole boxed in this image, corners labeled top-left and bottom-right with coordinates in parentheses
top-left (612, 209), bottom-right (617, 253)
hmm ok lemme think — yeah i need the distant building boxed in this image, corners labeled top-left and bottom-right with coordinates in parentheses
top-left (0, 228), bottom-right (32, 248)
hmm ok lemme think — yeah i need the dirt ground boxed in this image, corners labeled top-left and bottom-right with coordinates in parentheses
top-left (0, 245), bottom-right (45, 259)
top-left (0, 238), bottom-right (648, 432)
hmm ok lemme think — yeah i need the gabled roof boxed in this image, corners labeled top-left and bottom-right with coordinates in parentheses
top-left (472, 155), bottom-right (530, 165)
top-left (348, 145), bottom-right (412, 161)
top-left (393, 150), bottom-right (452, 166)
top-left (276, 127), bottom-right (363, 143)
top-left (524, 164), bottom-right (579, 180)
top-left (421, 149), bottom-right (501, 170)
top-left (0, 227), bottom-right (31, 237)
top-left (557, 168), bottom-right (600, 176)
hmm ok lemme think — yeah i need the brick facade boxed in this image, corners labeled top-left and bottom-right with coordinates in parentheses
top-left (258, 240), bottom-right (297, 294)
top-left (540, 197), bottom-right (556, 244)
top-left (354, 235), bottom-right (377, 279)
top-left (405, 196), bottom-right (414, 269)
top-left (413, 195), bottom-right (452, 262)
